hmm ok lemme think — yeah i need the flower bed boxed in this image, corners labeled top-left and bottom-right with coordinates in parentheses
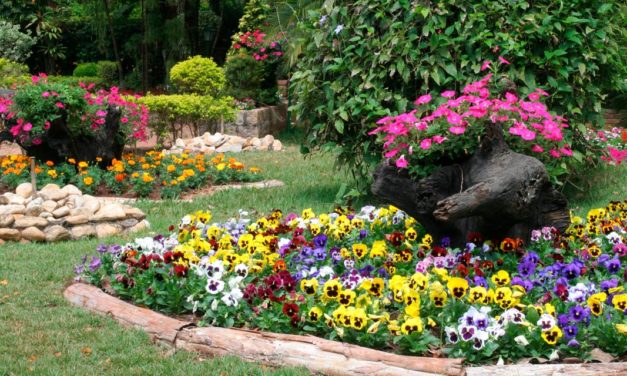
top-left (75, 202), bottom-right (627, 364)
top-left (0, 152), bottom-right (263, 199)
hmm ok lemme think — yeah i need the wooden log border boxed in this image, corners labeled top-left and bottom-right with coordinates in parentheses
top-left (64, 283), bottom-right (626, 376)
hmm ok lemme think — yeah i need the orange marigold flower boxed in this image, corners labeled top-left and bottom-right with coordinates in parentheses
top-left (83, 176), bottom-right (94, 185)
top-left (68, 158), bottom-right (76, 164)
top-left (78, 161), bottom-right (88, 169)
top-left (114, 173), bottom-right (125, 182)
top-left (45, 161), bottom-right (54, 167)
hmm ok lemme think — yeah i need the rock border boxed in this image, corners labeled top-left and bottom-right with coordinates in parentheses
top-left (63, 283), bottom-right (627, 376)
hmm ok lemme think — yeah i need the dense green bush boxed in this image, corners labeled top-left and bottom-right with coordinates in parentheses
top-left (73, 62), bottom-right (98, 77)
top-left (169, 56), bottom-right (225, 96)
top-left (0, 58), bottom-right (29, 88)
top-left (291, 0), bottom-right (627, 181)
top-left (136, 94), bottom-right (235, 142)
top-left (0, 20), bottom-right (37, 62)
top-left (224, 54), bottom-right (264, 101)
top-left (47, 75), bottom-right (103, 88)
top-left (97, 60), bottom-right (118, 86)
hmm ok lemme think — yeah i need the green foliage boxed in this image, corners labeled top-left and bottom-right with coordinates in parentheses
top-left (137, 94), bottom-right (235, 142)
top-left (47, 75), bottom-right (103, 88)
top-left (0, 58), bottom-right (29, 88)
top-left (225, 54), bottom-right (264, 101)
top-left (169, 56), bottom-right (225, 96)
top-left (96, 60), bottom-right (118, 86)
top-left (0, 20), bottom-right (38, 62)
top-left (291, 0), bottom-right (627, 181)
top-left (237, 0), bottom-right (272, 32)
top-left (72, 62), bottom-right (98, 77)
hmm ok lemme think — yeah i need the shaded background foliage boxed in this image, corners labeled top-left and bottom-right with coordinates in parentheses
top-left (290, 0), bottom-right (626, 184)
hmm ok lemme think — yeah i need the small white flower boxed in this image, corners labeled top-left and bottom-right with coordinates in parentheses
top-left (318, 266), bottom-right (335, 278)
top-left (334, 24), bottom-right (344, 34)
top-left (514, 335), bottom-right (529, 346)
top-left (210, 298), bottom-right (219, 311)
top-left (549, 350), bottom-right (560, 361)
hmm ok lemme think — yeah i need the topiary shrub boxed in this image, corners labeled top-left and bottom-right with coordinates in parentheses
top-left (224, 54), bottom-right (264, 104)
top-left (73, 62), bottom-right (99, 77)
top-left (97, 60), bottom-right (119, 86)
top-left (169, 56), bottom-right (225, 97)
top-left (291, 0), bottom-right (627, 184)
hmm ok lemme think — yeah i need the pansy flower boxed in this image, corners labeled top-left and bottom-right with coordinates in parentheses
top-left (401, 317), bottom-right (423, 335)
top-left (541, 326), bottom-right (563, 345)
top-left (447, 277), bottom-right (469, 299)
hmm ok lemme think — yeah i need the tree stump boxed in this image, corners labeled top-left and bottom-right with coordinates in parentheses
top-left (7, 106), bottom-right (124, 167)
top-left (371, 123), bottom-right (570, 246)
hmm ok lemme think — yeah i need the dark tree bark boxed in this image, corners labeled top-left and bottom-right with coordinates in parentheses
top-left (184, 0), bottom-right (200, 55)
top-left (102, 0), bottom-right (125, 88)
top-left (371, 123), bottom-right (569, 246)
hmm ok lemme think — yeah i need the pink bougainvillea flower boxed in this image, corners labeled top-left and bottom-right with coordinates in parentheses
top-left (559, 146), bottom-right (573, 156)
top-left (22, 123), bottom-right (33, 132)
top-left (420, 138), bottom-right (432, 150)
top-left (498, 56), bottom-right (511, 65)
top-left (10, 125), bottom-right (21, 136)
top-left (505, 92), bottom-right (518, 103)
top-left (44, 121), bottom-right (51, 130)
top-left (481, 60), bottom-right (491, 71)
top-left (532, 145), bottom-right (544, 153)
top-left (55, 102), bottom-right (65, 109)
top-left (41, 91), bottom-right (50, 98)
top-left (441, 90), bottom-right (456, 98)
top-left (121, 117), bottom-right (129, 123)
top-left (433, 135), bottom-right (446, 144)
top-left (550, 149), bottom-right (561, 158)
top-left (528, 92), bottom-right (540, 101)
top-left (449, 126), bottom-right (466, 135)
top-left (31, 75), bottom-right (40, 84)
top-left (96, 110), bottom-right (107, 117)
top-left (395, 155), bottom-right (408, 168)
top-left (384, 148), bottom-right (400, 159)
top-left (414, 94), bottom-right (432, 106)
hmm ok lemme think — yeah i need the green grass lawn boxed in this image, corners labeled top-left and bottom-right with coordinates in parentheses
top-left (0, 143), bottom-right (625, 375)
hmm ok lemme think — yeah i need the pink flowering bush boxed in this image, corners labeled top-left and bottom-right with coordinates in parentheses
top-left (588, 127), bottom-right (627, 165)
top-left (231, 29), bottom-right (286, 62)
top-left (369, 66), bottom-right (579, 181)
top-left (0, 73), bottom-right (148, 147)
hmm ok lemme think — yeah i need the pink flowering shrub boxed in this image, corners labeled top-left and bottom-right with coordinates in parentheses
top-left (369, 66), bottom-right (580, 180)
top-left (231, 29), bottom-right (285, 62)
top-left (0, 73), bottom-right (148, 147)
top-left (588, 127), bottom-right (627, 165)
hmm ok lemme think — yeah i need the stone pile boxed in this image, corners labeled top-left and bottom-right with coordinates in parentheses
top-left (167, 132), bottom-right (283, 154)
top-left (0, 183), bottom-right (149, 244)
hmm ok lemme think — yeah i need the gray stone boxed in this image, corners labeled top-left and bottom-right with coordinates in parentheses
top-left (216, 143), bottom-right (243, 153)
top-left (61, 184), bottom-right (82, 196)
top-left (26, 197), bottom-right (43, 208)
top-left (0, 205), bottom-right (25, 216)
top-left (119, 218), bottom-right (138, 228)
top-left (4, 193), bottom-right (26, 206)
top-left (39, 212), bottom-right (53, 219)
top-left (91, 204), bottom-right (126, 222)
top-left (0, 228), bottom-right (21, 241)
top-left (14, 216), bottom-right (48, 228)
top-left (15, 182), bottom-right (34, 198)
top-left (69, 207), bottom-right (93, 217)
top-left (25, 205), bottom-right (44, 217)
top-left (95, 223), bottom-right (122, 238)
top-left (0, 214), bottom-right (15, 227)
top-left (39, 188), bottom-right (68, 202)
top-left (44, 225), bottom-right (70, 242)
top-left (52, 207), bottom-right (70, 218)
top-left (42, 200), bottom-right (58, 212)
top-left (21, 226), bottom-right (45, 242)
top-left (82, 195), bottom-right (101, 214)
top-left (122, 207), bottom-right (146, 220)
top-left (66, 195), bottom-right (84, 210)
top-left (40, 183), bottom-right (61, 191)
top-left (71, 224), bottom-right (96, 239)
top-left (271, 140), bottom-right (283, 151)
top-left (128, 219), bottom-right (150, 233)
top-left (65, 215), bottom-right (89, 225)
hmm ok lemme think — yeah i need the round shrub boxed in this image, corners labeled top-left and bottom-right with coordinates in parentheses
top-left (0, 20), bottom-right (37, 62)
top-left (224, 54), bottom-right (264, 102)
top-left (97, 60), bottom-right (119, 86)
top-left (73, 62), bottom-right (98, 77)
top-left (169, 56), bottom-right (225, 97)
top-left (291, 0), bottom-right (627, 181)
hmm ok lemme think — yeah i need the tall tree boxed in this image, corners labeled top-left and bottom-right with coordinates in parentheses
top-left (101, 0), bottom-right (125, 87)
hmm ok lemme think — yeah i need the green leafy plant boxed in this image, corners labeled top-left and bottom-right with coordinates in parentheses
top-left (291, 0), bottom-right (627, 183)
top-left (169, 56), bottom-right (225, 96)
top-left (97, 60), bottom-right (119, 86)
top-left (0, 58), bottom-right (29, 88)
top-left (0, 20), bottom-right (37, 62)
top-left (73, 62), bottom-right (98, 77)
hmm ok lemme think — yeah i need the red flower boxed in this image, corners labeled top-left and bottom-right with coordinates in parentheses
top-left (173, 264), bottom-right (188, 276)
top-left (282, 302), bottom-right (299, 318)
top-left (467, 232), bottom-right (483, 244)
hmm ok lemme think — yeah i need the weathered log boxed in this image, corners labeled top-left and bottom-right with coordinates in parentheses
top-left (465, 362), bottom-right (627, 376)
top-left (63, 282), bottom-right (192, 345)
top-left (16, 106), bottom-right (124, 166)
top-left (64, 283), bottom-right (465, 376)
top-left (372, 123), bottom-right (569, 246)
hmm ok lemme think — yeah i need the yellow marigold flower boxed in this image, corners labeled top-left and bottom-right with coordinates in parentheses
top-left (142, 173), bottom-right (154, 183)
top-left (541, 326), bottom-right (563, 345)
top-left (308, 307), bottom-right (323, 322)
top-left (447, 277), bottom-right (469, 299)
top-left (141, 163), bottom-right (151, 170)
top-left (131, 172), bottom-right (140, 178)
top-left (249, 167), bottom-right (261, 173)
top-left (47, 169), bottom-right (57, 179)
top-left (401, 317), bottom-right (423, 335)
top-left (68, 158), bottom-right (76, 164)
top-left (300, 278), bottom-right (319, 295)
top-left (83, 176), bottom-right (94, 185)
top-left (78, 161), bottom-right (88, 169)
top-left (352, 243), bottom-right (368, 259)
top-left (491, 270), bottom-right (511, 287)
top-left (96, 156), bottom-right (102, 162)
top-left (183, 168), bottom-right (195, 177)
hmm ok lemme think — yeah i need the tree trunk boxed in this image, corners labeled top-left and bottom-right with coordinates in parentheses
top-left (102, 0), bottom-right (125, 88)
top-left (371, 123), bottom-right (569, 246)
top-left (184, 0), bottom-right (200, 55)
